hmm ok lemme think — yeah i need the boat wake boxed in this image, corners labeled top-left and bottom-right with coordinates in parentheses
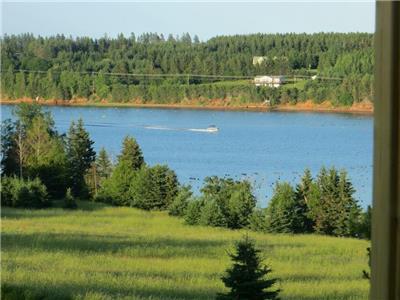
top-left (144, 125), bottom-right (218, 133)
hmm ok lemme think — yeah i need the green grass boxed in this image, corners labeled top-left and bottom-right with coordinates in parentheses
top-left (1, 201), bottom-right (370, 300)
top-left (282, 79), bottom-right (308, 90)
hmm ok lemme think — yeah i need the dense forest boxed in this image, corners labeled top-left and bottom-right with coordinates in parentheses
top-left (1, 32), bottom-right (374, 106)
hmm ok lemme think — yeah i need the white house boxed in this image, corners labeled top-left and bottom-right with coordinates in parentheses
top-left (254, 75), bottom-right (286, 88)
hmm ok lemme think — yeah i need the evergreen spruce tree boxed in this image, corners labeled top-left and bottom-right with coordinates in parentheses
top-left (293, 169), bottom-right (315, 233)
top-left (184, 198), bottom-right (205, 225)
top-left (227, 182), bottom-right (257, 229)
top-left (359, 205), bottom-right (372, 239)
top-left (199, 198), bottom-right (227, 227)
top-left (169, 185), bottom-right (192, 216)
top-left (98, 159), bottom-right (136, 206)
top-left (217, 236), bottom-right (280, 300)
top-left (312, 167), bottom-right (340, 235)
top-left (118, 136), bottom-right (144, 170)
top-left (66, 119), bottom-right (96, 198)
top-left (266, 182), bottom-right (297, 233)
top-left (96, 147), bottom-right (113, 181)
top-left (334, 170), bottom-right (361, 237)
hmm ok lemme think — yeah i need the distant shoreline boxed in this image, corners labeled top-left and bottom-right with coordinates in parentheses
top-left (0, 98), bottom-right (374, 115)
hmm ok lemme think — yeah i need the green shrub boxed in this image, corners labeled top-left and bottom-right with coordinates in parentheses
top-left (63, 188), bottom-right (77, 209)
top-left (199, 198), bottom-right (227, 227)
top-left (248, 209), bottom-right (268, 232)
top-left (184, 198), bottom-right (204, 225)
top-left (169, 185), bottom-right (192, 216)
top-left (1, 176), bottom-right (49, 208)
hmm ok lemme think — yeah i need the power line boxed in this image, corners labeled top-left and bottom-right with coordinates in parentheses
top-left (4, 69), bottom-right (344, 82)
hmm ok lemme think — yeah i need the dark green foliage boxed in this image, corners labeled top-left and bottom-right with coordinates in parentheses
top-left (266, 182), bottom-right (298, 233)
top-left (1, 119), bottom-right (18, 175)
top-left (263, 167), bottom-right (362, 237)
top-left (293, 169), bottom-right (315, 233)
top-left (118, 136), bottom-right (144, 171)
top-left (96, 147), bottom-right (113, 181)
top-left (362, 247), bottom-right (371, 280)
top-left (63, 188), bottom-right (77, 209)
top-left (130, 165), bottom-right (179, 210)
top-left (197, 177), bottom-right (257, 229)
top-left (1, 33), bottom-right (374, 106)
top-left (1, 104), bottom-right (68, 199)
top-left (248, 209), bottom-right (268, 232)
top-left (168, 185), bottom-right (192, 216)
top-left (217, 236), bottom-right (280, 300)
top-left (66, 119), bottom-right (96, 198)
top-left (359, 205), bottom-right (372, 240)
top-left (227, 182), bottom-right (257, 229)
top-left (97, 159), bottom-right (136, 206)
top-left (199, 198), bottom-right (227, 227)
top-left (1, 176), bottom-right (49, 208)
top-left (309, 167), bottom-right (361, 237)
top-left (184, 198), bottom-right (205, 225)
top-left (129, 166), bottom-right (156, 209)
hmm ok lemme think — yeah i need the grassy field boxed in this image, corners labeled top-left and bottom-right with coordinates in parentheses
top-left (1, 201), bottom-right (370, 300)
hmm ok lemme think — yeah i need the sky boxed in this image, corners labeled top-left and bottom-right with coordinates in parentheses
top-left (1, 1), bottom-right (375, 40)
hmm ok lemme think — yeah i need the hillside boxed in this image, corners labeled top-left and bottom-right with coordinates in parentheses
top-left (2, 201), bottom-right (370, 300)
top-left (1, 33), bottom-right (374, 107)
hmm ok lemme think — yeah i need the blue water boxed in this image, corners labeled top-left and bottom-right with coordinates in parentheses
top-left (0, 105), bottom-right (373, 207)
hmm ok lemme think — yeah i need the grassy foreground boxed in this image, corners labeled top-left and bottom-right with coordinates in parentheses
top-left (1, 201), bottom-right (370, 300)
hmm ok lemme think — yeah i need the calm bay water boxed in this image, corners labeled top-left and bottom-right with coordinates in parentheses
top-left (1, 105), bottom-right (373, 207)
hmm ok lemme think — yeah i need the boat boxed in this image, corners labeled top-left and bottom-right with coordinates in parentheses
top-left (206, 125), bottom-right (219, 132)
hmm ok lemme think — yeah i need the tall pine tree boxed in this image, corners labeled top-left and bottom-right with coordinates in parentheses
top-left (67, 119), bottom-right (96, 198)
top-left (118, 136), bottom-right (144, 170)
top-left (293, 169), bottom-right (315, 233)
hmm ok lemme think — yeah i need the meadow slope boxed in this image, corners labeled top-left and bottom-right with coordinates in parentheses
top-left (1, 202), bottom-right (370, 300)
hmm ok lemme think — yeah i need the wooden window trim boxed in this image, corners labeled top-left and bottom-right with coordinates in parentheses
top-left (371, 1), bottom-right (400, 299)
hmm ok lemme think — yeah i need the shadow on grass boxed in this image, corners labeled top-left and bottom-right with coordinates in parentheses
top-left (1, 232), bottom-right (227, 258)
top-left (1, 201), bottom-right (108, 219)
top-left (1, 281), bottom-right (218, 300)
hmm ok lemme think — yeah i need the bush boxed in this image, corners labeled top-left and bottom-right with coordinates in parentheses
top-left (199, 198), bottom-right (227, 227)
top-left (130, 165), bottom-right (179, 210)
top-left (248, 209), bottom-right (268, 232)
top-left (169, 185), bottom-right (192, 216)
top-left (1, 176), bottom-right (49, 208)
top-left (184, 198), bottom-right (204, 225)
top-left (198, 177), bottom-right (256, 229)
top-left (63, 188), bottom-right (77, 209)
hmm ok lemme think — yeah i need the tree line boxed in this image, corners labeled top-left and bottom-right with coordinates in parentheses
top-left (1, 32), bottom-right (373, 106)
top-left (1, 104), bottom-right (370, 239)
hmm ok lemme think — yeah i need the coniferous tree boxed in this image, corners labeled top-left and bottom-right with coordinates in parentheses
top-left (118, 136), bottom-right (144, 170)
top-left (98, 159), bottom-right (136, 205)
top-left (169, 185), bottom-right (192, 216)
top-left (96, 147), bottom-right (113, 181)
top-left (1, 119), bottom-right (18, 176)
top-left (184, 198), bottom-right (205, 225)
top-left (293, 169), bottom-right (315, 233)
top-left (217, 236), bottom-right (280, 300)
top-left (266, 182), bottom-right (297, 233)
top-left (359, 205), bottom-right (372, 239)
top-left (199, 198), bottom-right (227, 227)
top-left (227, 181), bottom-right (257, 229)
top-left (334, 170), bottom-right (361, 237)
top-left (66, 119), bottom-right (96, 198)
